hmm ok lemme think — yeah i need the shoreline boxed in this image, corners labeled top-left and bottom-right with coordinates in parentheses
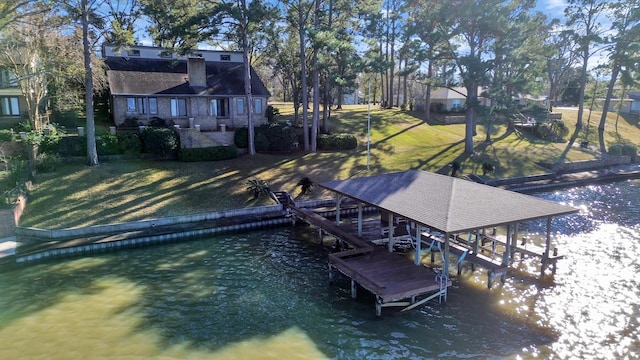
top-left (1, 163), bottom-right (638, 267)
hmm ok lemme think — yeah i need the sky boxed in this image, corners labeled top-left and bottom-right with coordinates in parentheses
top-left (536, 0), bottom-right (568, 19)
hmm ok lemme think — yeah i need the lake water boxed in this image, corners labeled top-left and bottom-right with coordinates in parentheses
top-left (0, 180), bottom-right (638, 359)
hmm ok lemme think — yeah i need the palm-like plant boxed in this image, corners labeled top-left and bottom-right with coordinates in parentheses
top-left (246, 179), bottom-right (271, 199)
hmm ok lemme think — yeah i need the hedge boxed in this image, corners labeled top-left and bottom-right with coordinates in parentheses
top-left (178, 145), bottom-right (238, 162)
top-left (317, 133), bottom-right (358, 150)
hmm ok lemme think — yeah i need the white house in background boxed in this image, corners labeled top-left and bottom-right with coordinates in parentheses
top-left (596, 91), bottom-right (640, 114)
top-left (103, 44), bottom-right (270, 131)
top-left (413, 86), bottom-right (490, 112)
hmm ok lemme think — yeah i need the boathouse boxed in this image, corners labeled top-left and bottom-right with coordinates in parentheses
top-left (308, 170), bottom-right (579, 315)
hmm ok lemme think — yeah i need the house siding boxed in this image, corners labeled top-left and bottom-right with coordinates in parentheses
top-left (112, 95), bottom-right (268, 130)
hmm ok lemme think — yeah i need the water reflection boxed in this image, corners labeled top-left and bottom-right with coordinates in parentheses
top-left (0, 180), bottom-right (638, 359)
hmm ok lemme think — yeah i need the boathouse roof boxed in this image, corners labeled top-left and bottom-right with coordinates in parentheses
top-left (319, 170), bottom-right (579, 234)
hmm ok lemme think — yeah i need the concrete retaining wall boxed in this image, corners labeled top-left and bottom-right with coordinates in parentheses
top-left (15, 198), bottom-right (337, 240)
top-left (14, 198), bottom-right (375, 265)
top-left (550, 156), bottom-right (632, 173)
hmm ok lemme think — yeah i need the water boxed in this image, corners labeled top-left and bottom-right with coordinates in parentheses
top-left (0, 181), bottom-right (638, 359)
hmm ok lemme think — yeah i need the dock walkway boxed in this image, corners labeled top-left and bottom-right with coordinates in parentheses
top-left (284, 200), bottom-right (449, 316)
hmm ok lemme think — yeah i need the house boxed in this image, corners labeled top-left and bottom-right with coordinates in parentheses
top-left (103, 44), bottom-right (270, 131)
top-left (596, 91), bottom-right (640, 114)
top-left (413, 86), bottom-right (490, 112)
top-left (0, 68), bottom-right (27, 125)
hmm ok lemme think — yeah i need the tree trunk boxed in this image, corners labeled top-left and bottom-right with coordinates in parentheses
top-left (464, 84), bottom-right (477, 154)
top-left (241, 0), bottom-right (255, 155)
top-left (82, 0), bottom-right (98, 166)
top-left (298, 5), bottom-right (309, 151)
top-left (310, 0), bottom-right (320, 152)
top-left (575, 49), bottom-right (589, 130)
top-left (425, 61), bottom-right (433, 119)
top-left (598, 64), bottom-right (619, 153)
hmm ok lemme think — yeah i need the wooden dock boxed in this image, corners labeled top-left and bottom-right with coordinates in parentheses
top-left (285, 201), bottom-right (449, 315)
top-left (329, 246), bottom-right (450, 315)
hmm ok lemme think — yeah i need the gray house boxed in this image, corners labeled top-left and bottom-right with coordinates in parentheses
top-left (103, 44), bottom-right (270, 131)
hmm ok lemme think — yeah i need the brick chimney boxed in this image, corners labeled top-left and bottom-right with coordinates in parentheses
top-left (187, 56), bottom-right (207, 88)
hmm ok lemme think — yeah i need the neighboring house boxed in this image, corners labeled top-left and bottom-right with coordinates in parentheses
top-left (413, 86), bottom-right (490, 112)
top-left (103, 44), bottom-right (270, 131)
top-left (0, 68), bottom-right (27, 125)
top-left (592, 90), bottom-right (640, 114)
top-left (513, 94), bottom-right (548, 108)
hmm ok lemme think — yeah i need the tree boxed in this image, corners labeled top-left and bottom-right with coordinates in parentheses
top-left (139, 0), bottom-right (205, 48)
top-left (544, 29), bottom-right (579, 112)
top-left (0, 0), bottom-right (46, 33)
top-left (0, 1), bottom-right (57, 131)
top-left (597, 0), bottom-right (640, 152)
top-left (439, 0), bottom-right (539, 154)
top-left (564, 0), bottom-right (607, 130)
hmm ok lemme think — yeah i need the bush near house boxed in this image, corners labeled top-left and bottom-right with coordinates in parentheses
top-left (140, 127), bottom-right (179, 159)
top-left (317, 133), bottom-right (358, 150)
top-left (178, 145), bottom-right (238, 162)
top-left (43, 132), bottom-right (143, 157)
top-left (0, 130), bottom-right (14, 142)
top-left (234, 124), bottom-right (298, 152)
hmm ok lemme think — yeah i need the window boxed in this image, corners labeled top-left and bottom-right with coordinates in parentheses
top-left (210, 99), bottom-right (228, 117)
top-left (236, 98), bottom-right (245, 115)
top-left (127, 97), bottom-right (157, 114)
top-left (0, 70), bottom-right (17, 87)
top-left (0, 97), bottom-right (20, 116)
top-left (126, 97), bottom-right (138, 112)
top-left (127, 49), bottom-right (140, 57)
top-left (171, 98), bottom-right (187, 117)
top-left (220, 54), bottom-right (231, 61)
top-left (148, 98), bottom-right (158, 115)
top-left (254, 98), bottom-right (263, 115)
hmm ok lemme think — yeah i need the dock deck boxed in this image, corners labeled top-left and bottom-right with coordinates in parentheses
top-left (286, 202), bottom-right (449, 315)
top-left (329, 246), bottom-right (450, 314)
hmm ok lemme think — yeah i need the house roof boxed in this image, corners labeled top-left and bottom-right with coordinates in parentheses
top-left (319, 170), bottom-right (578, 234)
top-left (104, 57), bottom-right (270, 97)
top-left (430, 86), bottom-right (486, 100)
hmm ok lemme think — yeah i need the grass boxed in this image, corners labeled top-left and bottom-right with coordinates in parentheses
top-left (15, 104), bottom-right (640, 229)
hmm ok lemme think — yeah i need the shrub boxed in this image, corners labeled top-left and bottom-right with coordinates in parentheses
top-left (259, 123), bottom-right (297, 152)
top-left (122, 117), bottom-right (141, 128)
top-left (117, 132), bottom-right (142, 156)
top-left (481, 161), bottom-right (495, 176)
top-left (54, 136), bottom-right (86, 157)
top-left (533, 120), bottom-right (569, 141)
top-left (297, 176), bottom-right (313, 195)
top-left (608, 143), bottom-right (637, 158)
top-left (0, 130), bottom-right (14, 142)
top-left (140, 127), bottom-right (179, 159)
top-left (254, 130), bottom-right (270, 152)
top-left (5, 159), bottom-right (30, 186)
top-left (265, 105), bottom-right (280, 123)
top-left (148, 117), bottom-right (173, 128)
top-left (25, 128), bottom-right (63, 154)
top-left (178, 146), bottom-right (237, 162)
top-left (317, 133), bottom-right (358, 150)
top-left (35, 153), bottom-right (62, 173)
top-left (96, 133), bottom-right (120, 156)
top-left (234, 128), bottom-right (249, 148)
top-left (246, 179), bottom-right (271, 199)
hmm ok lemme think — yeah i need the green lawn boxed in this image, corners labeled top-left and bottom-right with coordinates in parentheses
top-left (17, 105), bottom-right (640, 229)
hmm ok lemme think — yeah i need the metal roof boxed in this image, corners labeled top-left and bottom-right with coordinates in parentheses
top-left (320, 170), bottom-right (579, 234)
